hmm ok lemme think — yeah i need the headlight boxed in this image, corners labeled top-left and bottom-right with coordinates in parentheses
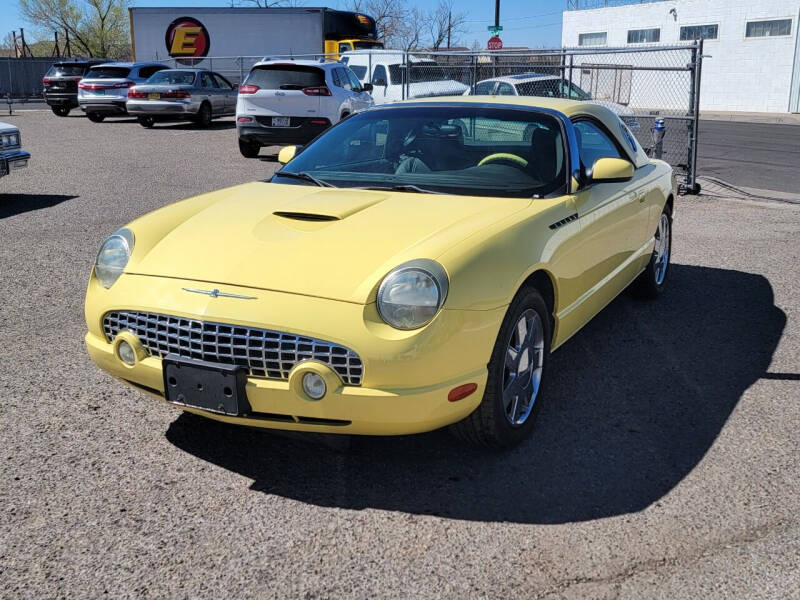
top-left (94, 228), bottom-right (134, 289)
top-left (1, 132), bottom-right (20, 148)
top-left (377, 259), bottom-right (449, 330)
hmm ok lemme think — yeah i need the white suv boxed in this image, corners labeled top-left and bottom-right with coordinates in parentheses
top-left (236, 59), bottom-right (374, 158)
top-left (341, 50), bottom-right (468, 104)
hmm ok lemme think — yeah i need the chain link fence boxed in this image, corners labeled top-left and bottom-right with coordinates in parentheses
top-left (400, 44), bottom-right (703, 193)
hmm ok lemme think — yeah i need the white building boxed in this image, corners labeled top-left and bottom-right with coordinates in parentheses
top-left (562, 0), bottom-right (800, 113)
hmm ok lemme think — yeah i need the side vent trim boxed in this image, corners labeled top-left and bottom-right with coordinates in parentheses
top-left (549, 213), bottom-right (579, 230)
top-left (273, 211), bottom-right (339, 222)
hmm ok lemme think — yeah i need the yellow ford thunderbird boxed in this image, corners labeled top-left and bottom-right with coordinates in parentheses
top-left (85, 97), bottom-right (674, 447)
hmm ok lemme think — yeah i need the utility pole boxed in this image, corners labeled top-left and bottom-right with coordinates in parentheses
top-left (495, 0), bottom-right (500, 28)
top-left (447, 11), bottom-right (451, 48)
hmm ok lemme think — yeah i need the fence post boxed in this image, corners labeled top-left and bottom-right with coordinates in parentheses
top-left (471, 54), bottom-right (477, 93)
top-left (688, 39), bottom-right (703, 194)
top-left (568, 53), bottom-right (574, 97)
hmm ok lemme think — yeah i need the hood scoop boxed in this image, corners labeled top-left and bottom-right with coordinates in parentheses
top-left (272, 189), bottom-right (386, 222)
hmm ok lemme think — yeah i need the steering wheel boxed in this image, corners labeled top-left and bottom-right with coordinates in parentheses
top-left (478, 153), bottom-right (529, 170)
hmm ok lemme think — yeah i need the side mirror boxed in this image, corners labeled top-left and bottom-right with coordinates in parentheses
top-left (278, 145), bottom-right (301, 165)
top-left (373, 78), bottom-right (387, 87)
top-left (589, 157), bottom-right (634, 183)
top-left (361, 82), bottom-right (374, 93)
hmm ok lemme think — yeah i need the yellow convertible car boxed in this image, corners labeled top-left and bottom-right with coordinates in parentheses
top-left (85, 96), bottom-right (674, 447)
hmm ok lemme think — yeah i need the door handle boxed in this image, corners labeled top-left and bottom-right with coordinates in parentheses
top-left (636, 192), bottom-right (646, 203)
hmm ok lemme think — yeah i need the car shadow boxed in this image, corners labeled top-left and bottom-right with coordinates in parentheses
top-left (0, 194), bottom-right (77, 219)
top-left (165, 264), bottom-right (786, 524)
top-left (159, 120), bottom-right (236, 131)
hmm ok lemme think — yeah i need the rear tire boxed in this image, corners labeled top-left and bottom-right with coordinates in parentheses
top-left (630, 203), bottom-right (672, 299)
top-left (450, 286), bottom-right (552, 448)
top-left (86, 112), bottom-right (105, 123)
top-left (138, 116), bottom-right (155, 128)
top-left (238, 138), bottom-right (260, 158)
top-left (195, 102), bottom-right (212, 127)
top-left (51, 106), bottom-right (70, 117)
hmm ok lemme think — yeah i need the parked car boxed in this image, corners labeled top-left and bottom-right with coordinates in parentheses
top-left (471, 73), bottom-right (640, 130)
top-left (85, 97), bottom-right (674, 448)
top-left (235, 59), bottom-right (374, 158)
top-left (78, 62), bottom-right (168, 122)
top-left (0, 122), bottom-right (30, 179)
top-left (126, 69), bottom-right (237, 128)
top-left (42, 59), bottom-right (108, 117)
top-left (341, 50), bottom-right (469, 104)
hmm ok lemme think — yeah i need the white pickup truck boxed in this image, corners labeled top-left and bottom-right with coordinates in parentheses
top-left (0, 122), bottom-right (30, 179)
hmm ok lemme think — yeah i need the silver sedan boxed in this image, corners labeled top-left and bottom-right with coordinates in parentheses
top-left (126, 69), bottom-right (237, 128)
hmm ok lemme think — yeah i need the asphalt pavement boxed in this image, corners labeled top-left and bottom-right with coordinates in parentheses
top-left (1, 112), bottom-right (798, 598)
top-left (697, 120), bottom-right (800, 194)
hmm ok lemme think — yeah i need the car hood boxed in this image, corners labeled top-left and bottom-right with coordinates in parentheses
top-left (126, 181), bottom-right (531, 304)
top-left (0, 121), bottom-right (19, 133)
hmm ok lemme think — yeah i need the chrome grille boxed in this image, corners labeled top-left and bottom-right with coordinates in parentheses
top-left (102, 310), bottom-right (363, 386)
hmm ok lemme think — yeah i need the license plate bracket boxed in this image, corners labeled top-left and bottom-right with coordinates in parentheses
top-left (271, 116), bottom-right (291, 127)
top-left (163, 357), bottom-right (250, 416)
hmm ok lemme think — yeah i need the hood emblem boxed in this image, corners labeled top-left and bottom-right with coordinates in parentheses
top-left (182, 287), bottom-right (257, 300)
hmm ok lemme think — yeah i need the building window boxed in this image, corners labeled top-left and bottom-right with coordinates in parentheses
top-left (627, 28), bottom-right (661, 44)
top-left (679, 24), bottom-right (718, 40)
top-left (578, 32), bottom-right (607, 46)
top-left (745, 19), bottom-right (792, 38)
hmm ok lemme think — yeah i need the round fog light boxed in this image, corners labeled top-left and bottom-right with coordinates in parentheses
top-left (117, 339), bottom-right (136, 365)
top-left (302, 372), bottom-right (327, 400)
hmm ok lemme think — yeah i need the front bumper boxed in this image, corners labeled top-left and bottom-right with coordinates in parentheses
top-left (0, 149), bottom-right (31, 177)
top-left (85, 274), bottom-right (502, 435)
top-left (126, 99), bottom-right (201, 118)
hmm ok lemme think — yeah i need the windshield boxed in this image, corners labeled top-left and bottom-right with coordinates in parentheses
top-left (273, 105), bottom-right (567, 198)
top-left (85, 66), bottom-right (131, 79)
top-left (46, 64), bottom-right (86, 77)
top-left (389, 62), bottom-right (450, 84)
top-left (147, 70), bottom-right (197, 85)
top-left (245, 65), bottom-right (324, 89)
top-left (516, 79), bottom-right (591, 100)
top-left (353, 41), bottom-right (383, 49)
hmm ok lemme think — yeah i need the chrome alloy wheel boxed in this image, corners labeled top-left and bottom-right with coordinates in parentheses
top-left (503, 309), bottom-right (545, 426)
top-left (654, 212), bottom-right (671, 285)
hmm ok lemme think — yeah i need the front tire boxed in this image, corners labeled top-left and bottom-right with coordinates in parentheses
top-left (238, 138), bottom-right (260, 158)
top-left (450, 286), bottom-right (551, 448)
top-left (631, 204), bottom-right (672, 298)
top-left (86, 112), bottom-right (105, 123)
top-left (51, 106), bottom-right (70, 117)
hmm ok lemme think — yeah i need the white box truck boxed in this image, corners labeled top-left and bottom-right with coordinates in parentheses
top-left (129, 7), bottom-right (382, 63)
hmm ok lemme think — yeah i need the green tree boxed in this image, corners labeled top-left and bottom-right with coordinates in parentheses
top-left (18, 0), bottom-right (130, 59)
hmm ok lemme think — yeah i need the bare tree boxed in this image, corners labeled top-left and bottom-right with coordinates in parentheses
top-left (428, 0), bottom-right (467, 50)
top-left (230, 0), bottom-right (306, 6)
top-left (345, 0), bottom-right (414, 49)
top-left (18, 0), bottom-right (129, 58)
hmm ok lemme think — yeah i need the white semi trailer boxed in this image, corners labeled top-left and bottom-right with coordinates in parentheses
top-left (129, 7), bottom-right (382, 62)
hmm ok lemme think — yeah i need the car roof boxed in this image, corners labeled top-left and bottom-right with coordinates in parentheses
top-left (390, 96), bottom-right (650, 167)
top-left (341, 51), bottom-right (433, 63)
top-left (253, 59), bottom-right (341, 69)
top-left (90, 62), bottom-right (166, 69)
top-left (154, 68), bottom-right (206, 72)
top-left (479, 72), bottom-right (559, 85)
top-left (54, 58), bottom-right (108, 66)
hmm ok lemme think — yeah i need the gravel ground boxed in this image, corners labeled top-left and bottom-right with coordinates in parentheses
top-left (1, 112), bottom-right (798, 599)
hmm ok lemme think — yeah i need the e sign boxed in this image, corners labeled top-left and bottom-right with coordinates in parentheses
top-left (165, 17), bottom-right (210, 58)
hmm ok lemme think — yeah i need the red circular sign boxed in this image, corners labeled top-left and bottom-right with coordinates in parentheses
top-left (165, 16), bottom-right (210, 59)
top-left (487, 36), bottom-right (503, 50)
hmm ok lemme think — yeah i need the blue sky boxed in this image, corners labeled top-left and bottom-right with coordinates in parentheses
top-left (1, 0), bottom-right (566, 48)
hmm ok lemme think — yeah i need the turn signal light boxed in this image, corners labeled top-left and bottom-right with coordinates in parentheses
top-left (448, 383), bottom-right (478, 402)
top-left (239, 84), bottom-right (259, 94)
top-left (302, 86), bottom-right (331, 96)
top-left (237, 116), bottom-right (254, 123)
top-left (43, 77), bottom-right (51, 83)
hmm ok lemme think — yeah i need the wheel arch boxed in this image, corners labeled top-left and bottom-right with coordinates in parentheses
top-left (517, 268), bottom-right (558, 340)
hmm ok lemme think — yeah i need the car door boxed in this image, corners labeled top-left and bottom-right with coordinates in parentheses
top-left (565, 118), bottom-right (649, 326)
top-left (345, 67), bottom-right (372, 112)
top-left (199, 71), bottom-right (223, 115)
top-left (212, 73), bottom-right (236, 114)
top-left (371, 64), bottom-right (389, 102)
